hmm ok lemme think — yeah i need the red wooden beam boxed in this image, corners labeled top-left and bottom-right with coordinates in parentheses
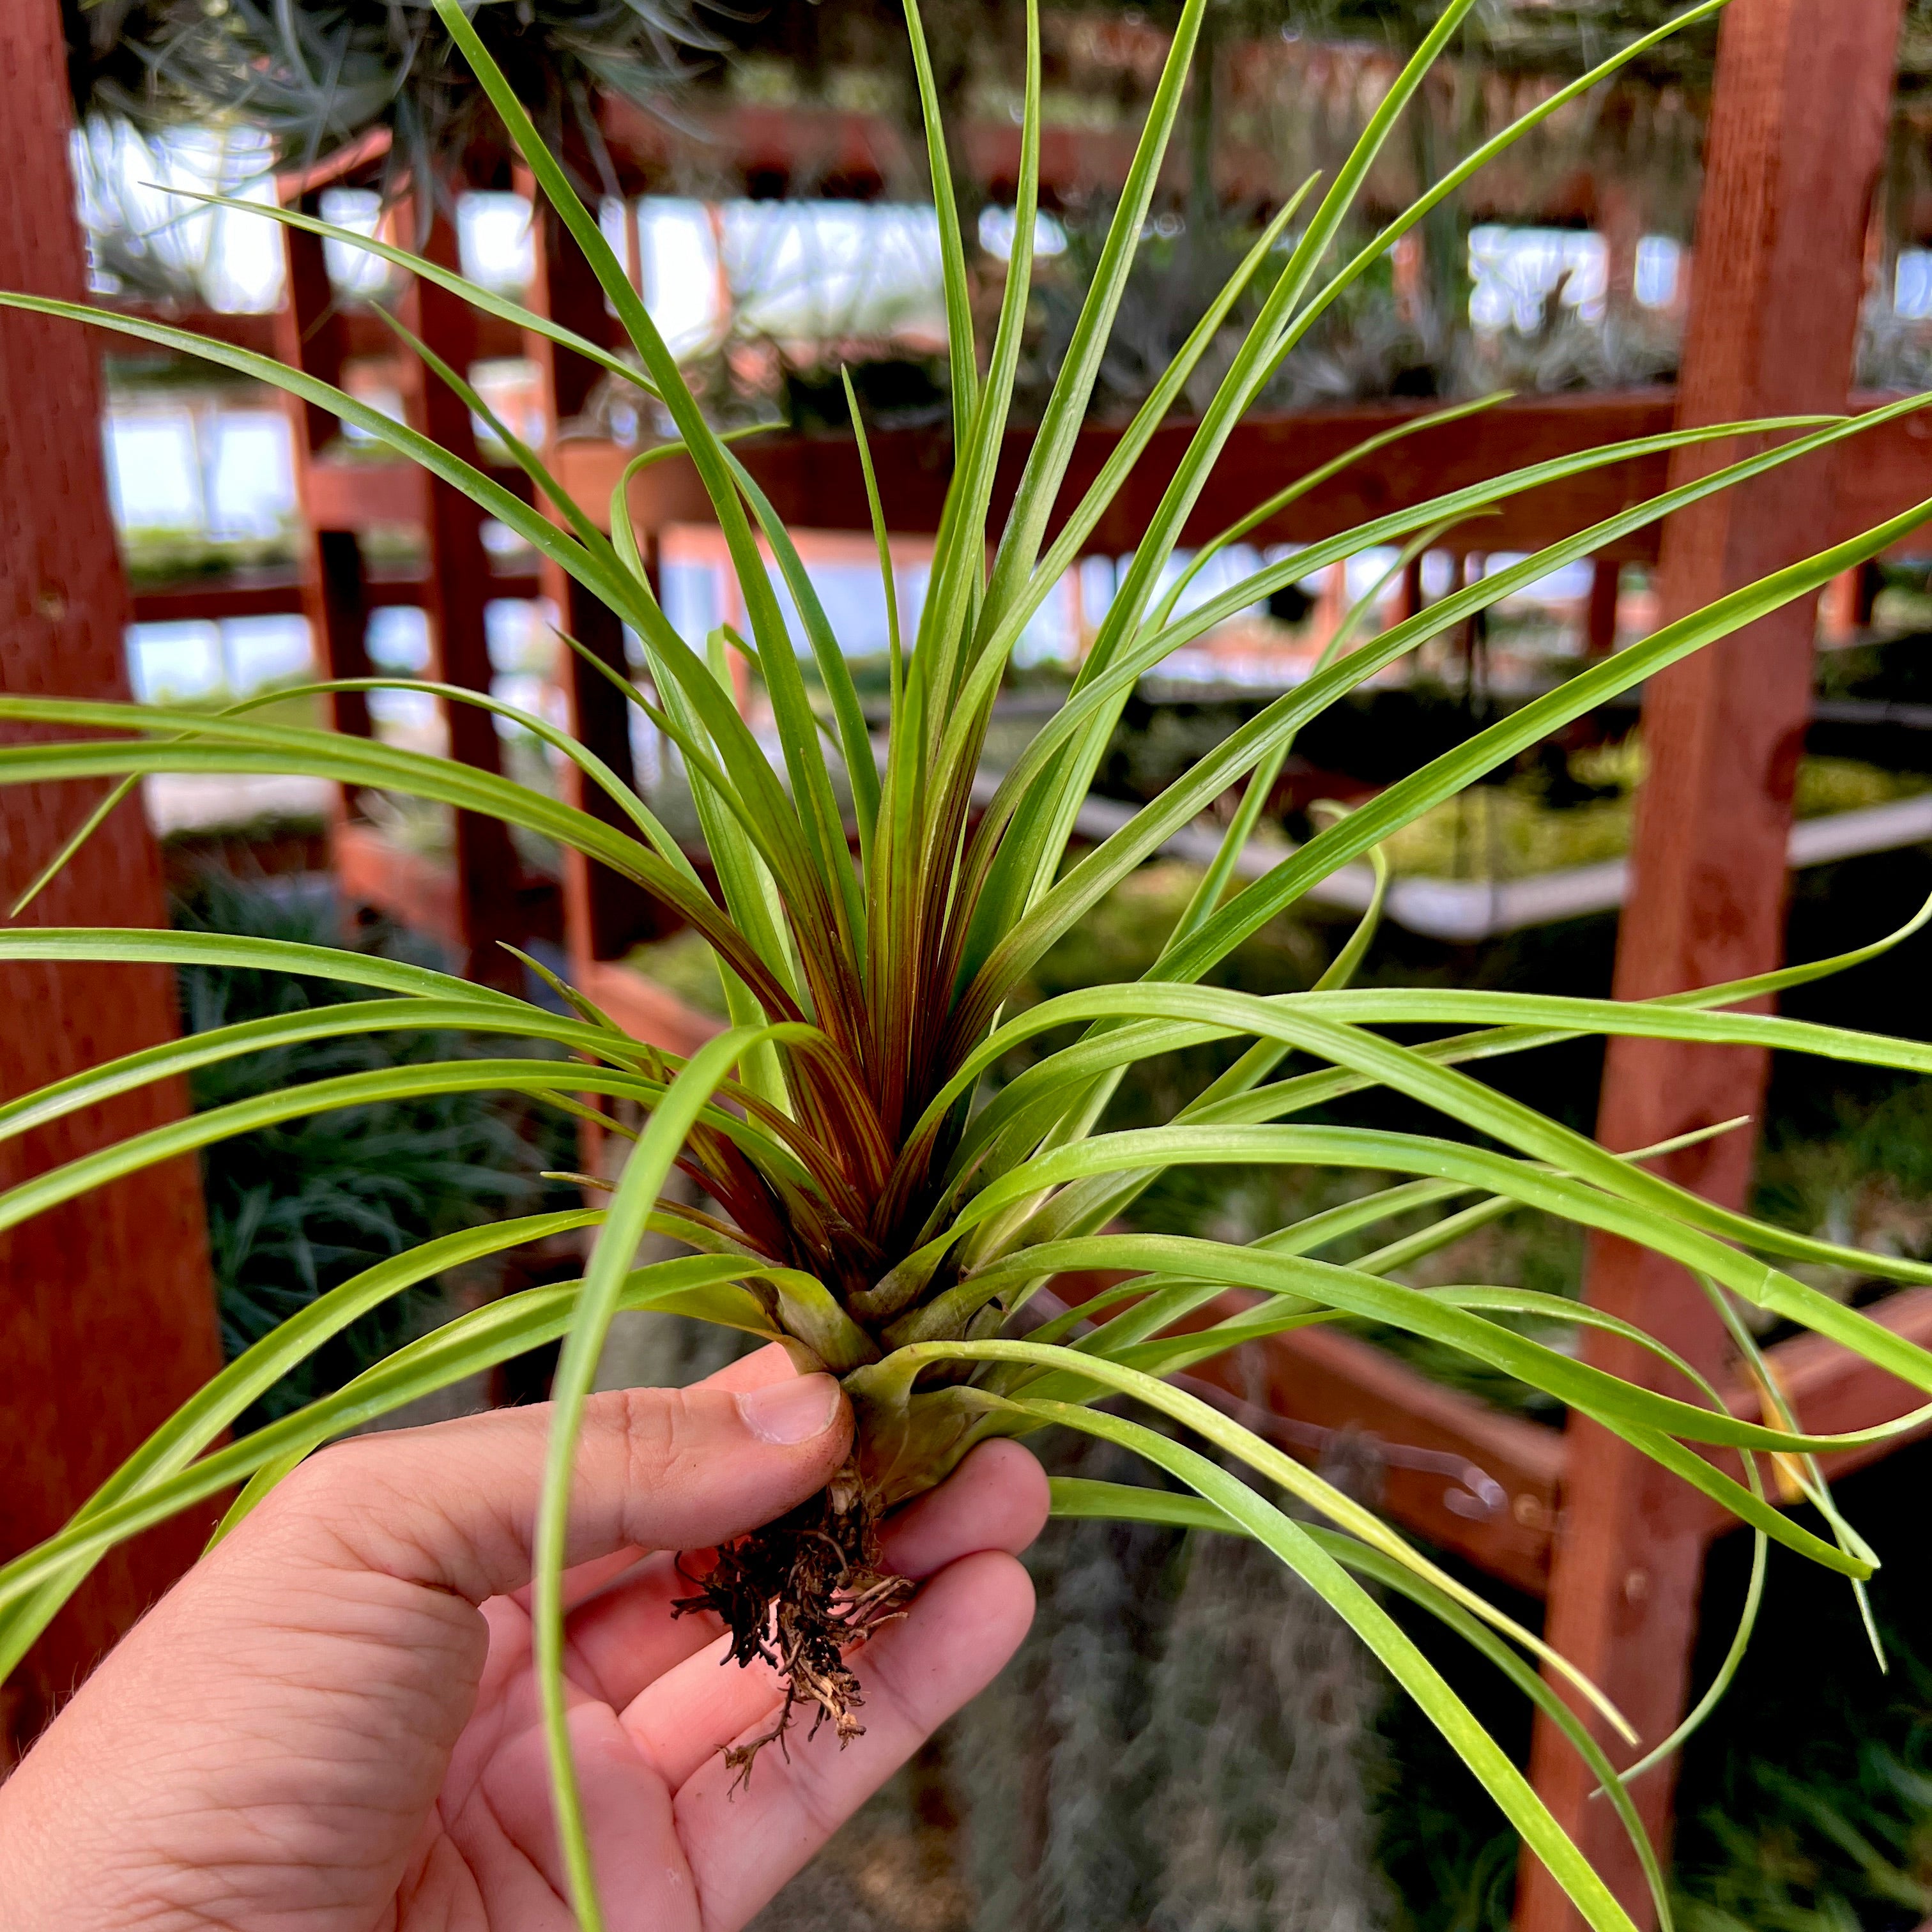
top-left (516, 164), bottom-right (664, 974)
top-left (558, 391), bottom-right (1932, 565)
top-left (300, 452), bottom-right (535, 533)
top-left (394, 195), bottom-right (528, 988)
top-left (1517, 5), bottom-right (1906, 1928)
top-left (1043, 1269), bottom-right (1566, 1595)
top-left (274, 196), bottom-right (376, 746)
top-left (127, 564), bottom-right (542, 625)
top-left (0, 0), bottom-right (221, 1761)
top-left (93, 303), bottom-right (528, 369)
top-left (595, 82), bottom-right (1646, 224)
top-left (562, 392), bottom-right (1675, 557)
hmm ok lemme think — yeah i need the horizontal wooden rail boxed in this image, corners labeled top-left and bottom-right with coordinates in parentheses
top-left (595, 88), bottom-right (1631, 227)
top-left (1043, 1268), bottom-right (1932, 1597)
top-left (332, 821), bottom-right (560, 954)
top-left (556, 390), bottom-right (1932, 562)
top-left (97, 300), bottom-right (528, 369)
top-left (303, 454), bottom-right (537, 533)
top-left (130, 564), bottom-right (541, 625)
top-left (105, 391), bottom-right (1932, 583)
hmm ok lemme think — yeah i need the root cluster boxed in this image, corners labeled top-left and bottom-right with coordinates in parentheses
top-left (675, 1471), bottom-right (913, 1788)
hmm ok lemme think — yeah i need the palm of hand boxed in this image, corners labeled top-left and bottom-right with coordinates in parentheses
top-left (0, 1355), bottom-right (1043, 1932)
top-left (400, 1533), bottom-right (979, 1932)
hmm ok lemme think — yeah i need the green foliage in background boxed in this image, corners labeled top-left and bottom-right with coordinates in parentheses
top-left (1374, 1444), bottom-right (1932, 1932)
top-left (174, 873), bottom-right (572, 1425)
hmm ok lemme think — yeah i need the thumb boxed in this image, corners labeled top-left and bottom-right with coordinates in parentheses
top-left (0, 1377), bottom-right (852, 1932)
top-left (245, 1372), bottom-right (852, 1603)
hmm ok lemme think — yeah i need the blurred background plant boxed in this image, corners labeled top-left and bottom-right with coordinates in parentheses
top-left (171, 871), bottom-right (576, 1427)
top-left (65, 0), bottom-right (723, 198)
top-left (1373, 1442), bottom-right (1932, 1932)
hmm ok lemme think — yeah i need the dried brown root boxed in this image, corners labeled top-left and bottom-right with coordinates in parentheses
top-left (673, 1467), bottom-right (914, 1790)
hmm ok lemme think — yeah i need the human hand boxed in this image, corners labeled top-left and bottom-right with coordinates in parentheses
top-left (0, 1346), bottom-right (1047, 1931)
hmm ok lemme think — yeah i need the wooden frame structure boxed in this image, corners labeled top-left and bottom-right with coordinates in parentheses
top-left (270, 144), bottom-right (558, 983)
top-left (10, 0), bottom-right (1932, 1916)
top-left (1522, 3), bottom-right (1915, 1924)
top-left (0, 0), bottom-right (222, 1762)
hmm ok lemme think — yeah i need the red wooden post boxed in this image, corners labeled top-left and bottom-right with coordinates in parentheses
top-left (1393, 551), bottom-right (1426, 627)
top-left (273, 195), bottom-right (375, 743)
top-left (1818, 567), bottom-right (1860, 646)
top-left (1855, 558), bottom-right (1883, 626)
top-left (0, 0), bottom-right (221, 1758)
top-left (1817, 560), bottom-right (1882, 646)
top-left (1597, 180), bottom-right (1643, 321)
top-left (517, 171), bottom-right (659, 970)
top-left (1584, 556), bottom-right (1621, 658)
top-left (1515, 4), bottom-right (1904, 1928)
top-left (401, 194), bottom-right (526, 987)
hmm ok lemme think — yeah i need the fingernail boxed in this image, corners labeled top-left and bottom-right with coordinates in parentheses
top-left (737, 1374), bottom-right (841, 1446)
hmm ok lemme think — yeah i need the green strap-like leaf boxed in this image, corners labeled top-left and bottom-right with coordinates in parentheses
top-left (0, 998), bottom-right (661, 1150)
top-left (0, 1258), bottom-right (781, 1620)
top-left (921, 944), bottom-right (1932, 1204)
top-left (856, 1337), bottom-right (1639, 1740)
top-left (956, 1216), bottom-right (1922, 1480)
top-left (1186, 882), bottom-right (1932, 1138)
top-left (1045, 1477), bottom-right (1675, 1932)
top-left (1151, 399), bottom-right (1506, 637)
top-left (175, 187), bottom-right (659, 395)
top-left (0, 695), bottom-right (801, 1015)
top-left (1038, 1122), bottom-right (1738, 1368)
top-left (1164, 526), bottom-right (1421, 958)
top-left (899, 0), bottom-right (977, 445)
top-left (1020, 1175), bottom-right (1471, 1347)
top-left (963, 0), bottom-right (1482, 965)
top-left (859, 1346), bottom-right (1643, 1932)
top-left (1270, 0), bottom-right (1729, 390)
top-left (977, 0), bottom-right (1209, 618)
top-left (532, 1022), bottom-right (801, 1932)
top-left (0, 926), bottom-right (533, 1005)
top-left (727, 452), bottom-right (879, 914)
top-left (844, 367), bottom-right (905, 710)
top-left (954, 407), bottom-right (1844, 995)
top-left (0, 1057), bottom-right (818, 1236)
top-left (965, 411), bottom-right (1932, 1028)
top-left (0, 1211), bottom-right (602, 1681)
top-left (907, 0), bottom-right (1042, 735)
top-left (1008, 1407), bottom-right (1637, 1932)
top-left (321, 671), bottom-right (702, 874)
top-left (1077, 0), bottom-right (1483, 693)
top-left (942, 183), bottom-right (1317, 785)
top-left (0, 291), bottom-right (637, 621)
top-left (431, 0), bottom-right (857, 956)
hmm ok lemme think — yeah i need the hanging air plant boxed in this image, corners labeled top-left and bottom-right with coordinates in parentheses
top-left (66, 0), bottom-right (723, 193)
top-left (10, 3), bottom-right (1932, 1929)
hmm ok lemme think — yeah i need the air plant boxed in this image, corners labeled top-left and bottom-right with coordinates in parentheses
top-left (8, 1), bottom-right (1932, 1928)
top-left (68, 0), bottom-right (719, 196)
